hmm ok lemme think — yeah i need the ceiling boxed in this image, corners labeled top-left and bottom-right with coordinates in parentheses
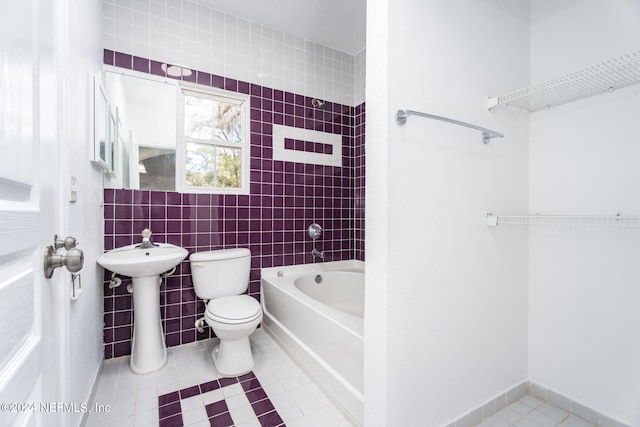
top-left (194, 0), bottom-right (366, 55)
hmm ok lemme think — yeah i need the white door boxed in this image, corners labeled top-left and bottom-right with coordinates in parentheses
top-left (0, 0), bottom-right (64, 425)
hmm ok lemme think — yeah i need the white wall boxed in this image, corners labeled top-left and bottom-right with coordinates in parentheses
top-left (364, 1), bottom-right (389, 424)
top-left (528, 2), bottom-right (640, 425)
top-left (64, 0), bottom-right (105, 424)
top-left (366, 0), bottom-right (531, 425)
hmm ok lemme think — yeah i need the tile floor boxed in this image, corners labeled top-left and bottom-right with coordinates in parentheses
top-left (86, 329), bottom-right (355, 427)
top-left (475, 394), bottom-right (596, 427)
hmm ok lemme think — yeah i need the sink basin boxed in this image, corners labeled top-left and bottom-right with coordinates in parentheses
top-left (97, 242), bottom-right (188, 374)
top-left (97, 243), bottom-right (188, 277)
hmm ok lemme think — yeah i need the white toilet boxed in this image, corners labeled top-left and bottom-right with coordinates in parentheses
top-left (189, 248), bottom-right (263, 377)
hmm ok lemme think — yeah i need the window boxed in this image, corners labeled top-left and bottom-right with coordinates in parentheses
top-left (180, 88), bottom-right (250, 194)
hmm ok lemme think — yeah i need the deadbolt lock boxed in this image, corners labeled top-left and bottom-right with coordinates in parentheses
top-left (54, 234), bottom-right (78, 250)
top-left (44, 235), bottom-right (84, 279)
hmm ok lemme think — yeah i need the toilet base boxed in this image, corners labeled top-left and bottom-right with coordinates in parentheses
top-left (211, 337), bottom-right (255, 377)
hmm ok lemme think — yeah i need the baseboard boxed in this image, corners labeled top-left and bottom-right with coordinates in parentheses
top-left (445, 381), bottom-right (631, 427)
top-left (444, 381), bottom-right (529, 427)
top-left (528, 382), bottom-right (631, 427)
top-left (78, 361), bottom-right (104, 427)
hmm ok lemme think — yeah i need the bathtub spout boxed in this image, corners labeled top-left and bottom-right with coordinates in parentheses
top-left (311, 248), bottom-right (325, 260)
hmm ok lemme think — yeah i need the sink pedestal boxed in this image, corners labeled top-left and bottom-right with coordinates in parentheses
top-left (130, 275), bottom-right (167, 374)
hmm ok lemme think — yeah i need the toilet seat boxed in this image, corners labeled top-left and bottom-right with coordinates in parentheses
top-left (206, 295), bottom-right (262, 324)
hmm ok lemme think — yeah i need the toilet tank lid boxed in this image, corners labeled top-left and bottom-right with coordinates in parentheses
top-left (190, 248), bottom-right (251, 262)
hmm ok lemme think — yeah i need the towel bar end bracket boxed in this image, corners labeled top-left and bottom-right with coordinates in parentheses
top-left (395, 110), bottom-right (408, 125)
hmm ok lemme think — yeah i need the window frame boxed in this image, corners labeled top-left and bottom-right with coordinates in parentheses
top-left (178, 84), bottom-right (250, 195)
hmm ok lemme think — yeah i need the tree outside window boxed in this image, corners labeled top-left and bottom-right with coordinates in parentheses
top-left (183, 91), bottom-right (247, 191)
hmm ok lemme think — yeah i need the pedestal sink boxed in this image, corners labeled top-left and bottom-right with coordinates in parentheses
top-left (97, 243), bottom-right (188, 374)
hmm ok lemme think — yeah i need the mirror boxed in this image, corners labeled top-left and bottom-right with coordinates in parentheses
top-left (114, 108), bottom-right (127, 185)
top-left (102, 69), bottom-right (178, 190)
top-left (108, 107), bottom-right (116, 177)
top-left (92, 77), bottom-right (109, 171)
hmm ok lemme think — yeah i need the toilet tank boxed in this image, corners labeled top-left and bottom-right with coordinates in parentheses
top-left (189, 248), bottom-right (251, 299)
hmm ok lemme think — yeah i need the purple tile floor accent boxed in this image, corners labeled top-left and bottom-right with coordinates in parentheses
top-left (206, 400), bottom-right (229, 418)
top-left (245, 387), bottom-right (268, 403)
top-left (199, 379), bottom-right (221, 393)
top-left (158, 371), bottom-right (286, 426)
top-left (258, 409), bottom-right (285, 427)
top-left (159, 391), bottom-right (180, 406)
top-left (179, 384), bottom-right (200, 399)
top-left (251, 398), bottom-right (275, 416)
top-left (158, 401), bottom-right (182, 420)
top-left (209, 411), bottom-right (234, 427)
top-left (159, 413), bottom-right (183, 427)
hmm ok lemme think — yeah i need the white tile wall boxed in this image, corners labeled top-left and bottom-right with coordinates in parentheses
top-left (354, 49), bottom-right (366, 106)
top-left (103, 0), bottom-right (363, 107)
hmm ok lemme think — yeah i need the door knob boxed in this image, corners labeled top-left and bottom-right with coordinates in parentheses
top-left (44, 246), bottom-right (84, 278)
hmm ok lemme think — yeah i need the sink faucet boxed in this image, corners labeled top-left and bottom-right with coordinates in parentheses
top-left (136, 229), bottom-right (159, 249)
top-left (312, 248), bottom-right (325, 260)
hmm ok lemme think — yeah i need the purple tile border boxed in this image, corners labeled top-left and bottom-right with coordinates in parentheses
top-left (284, 138), bottom-right (333, 154)
top-left (158, 372), bottom-right (285, 427)
top-left (103, 49), bottom-right (114, 66)
top-left (114, 51), bottom-right (132, 69)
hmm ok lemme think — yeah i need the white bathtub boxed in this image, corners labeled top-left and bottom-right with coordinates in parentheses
top-left (261, 260), bottom-right (364, 425)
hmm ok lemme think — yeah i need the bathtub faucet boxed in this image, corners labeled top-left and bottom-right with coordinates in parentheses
top-left (312, 248), bottom-right (325, 260)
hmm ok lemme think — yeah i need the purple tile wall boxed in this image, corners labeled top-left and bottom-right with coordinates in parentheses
top-left (102, 50), bottom-right (365, 359)
top-left (354, 103), bottom-right (366, 261)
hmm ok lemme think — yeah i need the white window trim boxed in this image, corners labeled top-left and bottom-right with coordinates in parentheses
top-left (177, 83), bottom-right (251, 195)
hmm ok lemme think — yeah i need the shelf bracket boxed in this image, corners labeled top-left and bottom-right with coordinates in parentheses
top-left (487, 97), bottom-right (499, 111)
top-left (486, 213), bottom-right (498, 227)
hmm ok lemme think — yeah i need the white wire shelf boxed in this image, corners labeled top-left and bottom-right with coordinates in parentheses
top-left (486, 213), bottom-right (640, 228)
top-left (487, 49), bottom-right (640, 112)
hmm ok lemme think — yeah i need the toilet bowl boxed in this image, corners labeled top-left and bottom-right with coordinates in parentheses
top-left (204, 295), bottom-right (262, 376)
top-left (189, 248), bottom-right (263, 376)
